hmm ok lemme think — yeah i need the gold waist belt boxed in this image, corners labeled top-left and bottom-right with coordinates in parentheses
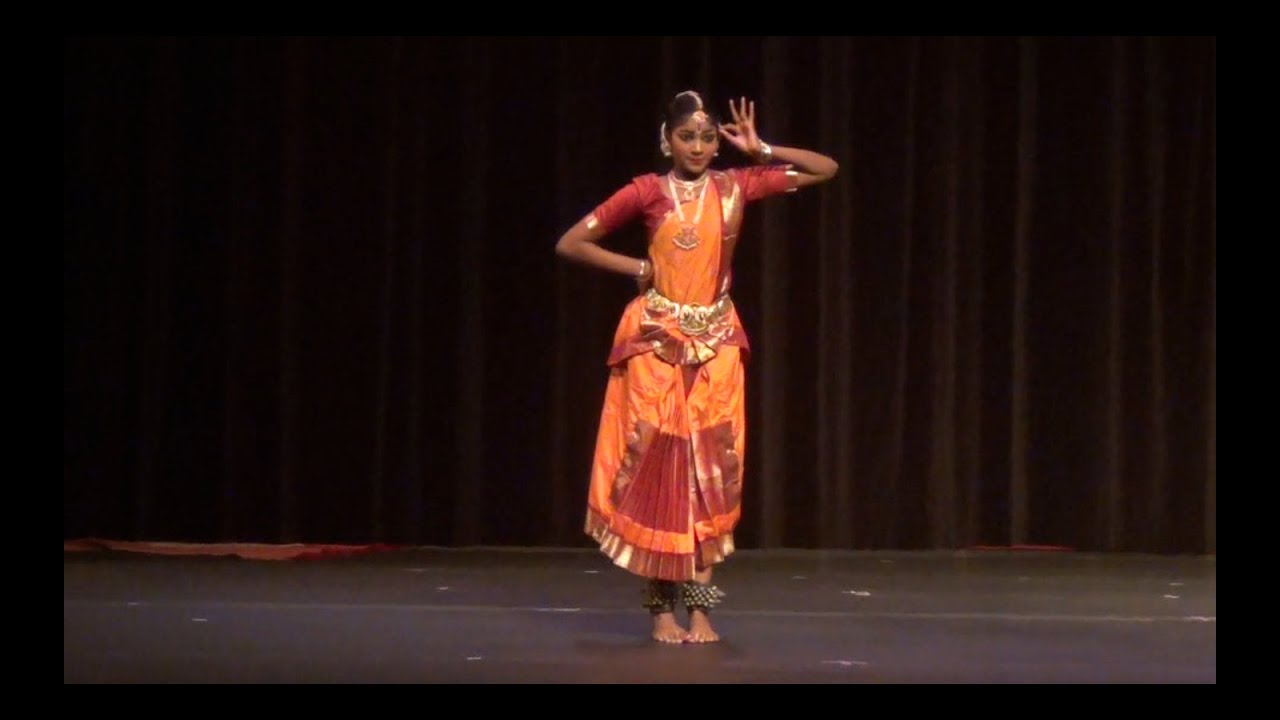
top-left (644, 288), bottom-right (733, 337)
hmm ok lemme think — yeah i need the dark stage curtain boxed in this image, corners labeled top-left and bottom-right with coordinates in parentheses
top-left (64, 36), bottom-right (1215, 554)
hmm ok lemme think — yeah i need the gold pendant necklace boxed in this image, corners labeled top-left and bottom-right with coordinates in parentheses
top-left (673, 224), bottom-right (701, 250)
top-left (667, 173), bottom-right (709, 251)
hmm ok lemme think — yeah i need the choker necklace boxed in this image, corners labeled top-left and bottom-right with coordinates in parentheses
top-left (668, 172), bottom-right (708, 202)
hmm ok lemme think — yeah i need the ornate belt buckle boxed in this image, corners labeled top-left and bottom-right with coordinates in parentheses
top-left (679, 305), bottom-right (711, 336)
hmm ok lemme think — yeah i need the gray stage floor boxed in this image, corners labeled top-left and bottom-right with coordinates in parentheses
top-left (64, 547), bottom-right (1215, 683)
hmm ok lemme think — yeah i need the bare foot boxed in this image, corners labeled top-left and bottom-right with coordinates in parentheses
top-left (687, 609), bottom-right (720, 643)
top-left (652, 612), bottom-right (691, 644)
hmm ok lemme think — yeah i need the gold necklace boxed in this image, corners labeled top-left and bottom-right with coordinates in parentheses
top-left (667, 173), bottom-right (709, 250)
top-left (668, 173), bottom-right (708, 202)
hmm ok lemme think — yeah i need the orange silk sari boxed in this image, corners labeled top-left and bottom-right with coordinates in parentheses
top-left (584, 173), bottom-right (752, 582)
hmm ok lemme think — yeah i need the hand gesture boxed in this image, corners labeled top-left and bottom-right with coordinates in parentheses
top-left (719, 97), bottom-right (763, 160)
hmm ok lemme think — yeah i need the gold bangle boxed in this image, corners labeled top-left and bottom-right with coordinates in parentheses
top-left (637, 259), bottom-right (650, 279)
top-left (758, 141), bottom-right (773, 164)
